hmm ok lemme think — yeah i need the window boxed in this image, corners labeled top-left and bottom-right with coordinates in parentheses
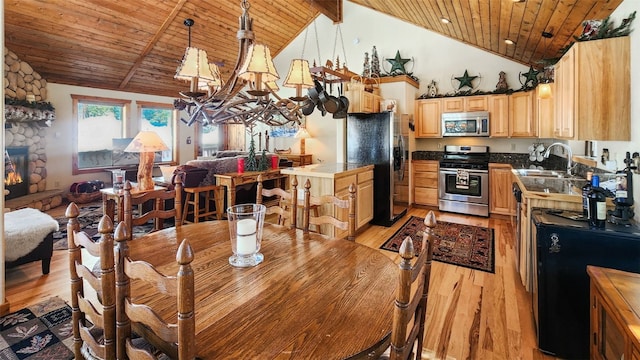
top-left (200, 123), bottom-right (221, 157)
top-left (72, 95), bottom-right (131, 174)
top-left (137, 101), bottom-right (177, 164)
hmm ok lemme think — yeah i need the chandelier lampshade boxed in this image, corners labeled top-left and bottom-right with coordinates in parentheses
top-left (238, 44), bottom-right (280, 96)
top-left (284, 59), bottom-right (314, 101)
top-left (175, 47), bottom-right (221, 95)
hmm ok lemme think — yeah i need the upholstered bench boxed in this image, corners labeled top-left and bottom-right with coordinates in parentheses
top-left (4, 208), bottom-right (59, 274)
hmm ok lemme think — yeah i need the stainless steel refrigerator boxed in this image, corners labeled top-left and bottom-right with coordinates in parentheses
top-left (346, 112), bottom-right (407, 226)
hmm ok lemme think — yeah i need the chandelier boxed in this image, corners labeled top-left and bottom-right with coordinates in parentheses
top-left (173, 0), bottom-right (314, 128)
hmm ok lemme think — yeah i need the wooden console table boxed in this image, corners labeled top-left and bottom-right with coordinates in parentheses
top-left (280, 153), bottom-right (312, 167)
top-left (214, 169), bottom-right (288, 208)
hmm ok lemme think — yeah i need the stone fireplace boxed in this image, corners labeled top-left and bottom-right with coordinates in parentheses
top-left (4, 47), bottom-right (61, 210)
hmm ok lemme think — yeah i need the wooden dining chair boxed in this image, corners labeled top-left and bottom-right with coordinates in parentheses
top-left (256, 174), bottom-right (298, 228)
top-left (114, 221), bottom-right (196, 360)
top-left (302, 179), bottom-right (357, 241)
top-left (383, 210), bottom-right (436, 360)
top-left (66, 202), bottom-right (116, 360)
top-left (122, 174), bottom-right (183, 239)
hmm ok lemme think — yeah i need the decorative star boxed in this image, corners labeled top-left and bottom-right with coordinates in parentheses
top-left (386, 51), bottom-right (411, 75)
top-left (520, 66), bottom-right (540, 89)
top-left (454, 70), bottom-right (478, 90)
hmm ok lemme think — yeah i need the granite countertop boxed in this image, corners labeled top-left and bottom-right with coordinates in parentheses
top-left (279, 163), bottom-right (374, 179)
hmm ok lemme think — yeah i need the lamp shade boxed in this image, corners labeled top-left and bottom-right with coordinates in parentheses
top-left (538, 83), bottom-right (552, 99)
top-left (175, 47), bottom-right (221, 84)
top-left (294, 127), bottom-right (311, 139)
top-left (124, 131), bottom-right (169, 153)
top-left (283, 59), bottom-right (314, 88)
top-left (238, 44), bottom-right (280, 83)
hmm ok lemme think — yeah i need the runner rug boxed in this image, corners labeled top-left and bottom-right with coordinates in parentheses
top-left (380, 216), bottom-right (495, 273)
top-left (0, 296), bottom-right (74, 359)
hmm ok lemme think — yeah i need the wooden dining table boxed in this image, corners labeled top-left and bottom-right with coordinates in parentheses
top-left (127, 221), bottom-right (397, 359)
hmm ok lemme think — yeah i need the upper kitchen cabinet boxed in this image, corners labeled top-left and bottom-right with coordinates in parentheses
top-left (489, 94), bottom-right (509, 137)
top-left (442, 95), bottom-right (488, 112)
top-left (555, 37), bottom-right (630, 141)
top-left (509, 91), bottom-right (536, 137)
top-left (415, 98), bottom-right (442, 138)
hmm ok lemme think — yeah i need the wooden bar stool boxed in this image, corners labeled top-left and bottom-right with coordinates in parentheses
top-left (181, 185), bottom-right (225, 224)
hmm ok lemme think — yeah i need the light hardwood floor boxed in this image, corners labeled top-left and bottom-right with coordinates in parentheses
top-left (4, 203), bottom-right (556, 360)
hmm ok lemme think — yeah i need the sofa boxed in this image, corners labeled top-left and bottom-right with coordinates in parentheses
top-left (185, 150), bottom-right (282, 187)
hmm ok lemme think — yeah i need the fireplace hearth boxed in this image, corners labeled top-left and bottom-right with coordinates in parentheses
top-left (5, 146), bottom-right (29, 200)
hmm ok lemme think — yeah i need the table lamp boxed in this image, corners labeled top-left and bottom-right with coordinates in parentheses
top-left (124, 131), bottom-right (168, 191)
top-left (295, 127), bottom-right (311, 155)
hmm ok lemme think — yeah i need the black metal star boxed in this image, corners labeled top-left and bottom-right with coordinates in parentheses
top-left (386, 51), bottom-right (411, 75)
top-left (520, 66), bottom-right (540, 89)
top-left (454, 70), bottom-right (478, 90)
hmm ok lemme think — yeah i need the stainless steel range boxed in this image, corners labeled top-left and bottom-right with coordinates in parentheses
top-left (438, 145), bottom-right (490, 217)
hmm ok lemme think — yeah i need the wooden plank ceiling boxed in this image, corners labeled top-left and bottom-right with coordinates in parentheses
top-left (4, 0), bottom-right (623, 98)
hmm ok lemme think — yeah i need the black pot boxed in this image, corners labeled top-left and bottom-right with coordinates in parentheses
top-left (333, 96), bottom-right (350, 119)
top-left (301, 98), bottom-right (315, 116)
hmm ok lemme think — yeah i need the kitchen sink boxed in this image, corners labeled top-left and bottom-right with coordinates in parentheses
top-left (515, 169), bottom-right (582, 179)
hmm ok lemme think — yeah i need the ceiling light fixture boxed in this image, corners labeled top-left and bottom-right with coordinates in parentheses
top-left (504, 39), bottom-right (515, 45)
top-left (440, 17), bottom-right (451, 24)
top-left (538, 31), bottom-right (554, 99)
top-left (173, 0), bottom-right (307, 129)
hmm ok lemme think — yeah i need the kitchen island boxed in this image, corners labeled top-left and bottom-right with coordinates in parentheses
top-left (512, 170), bottom-right (586, 292)
top-left (280, 163), bottom-right (374, 238)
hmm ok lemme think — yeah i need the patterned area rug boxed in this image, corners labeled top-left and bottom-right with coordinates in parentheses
top-left (52, 205), bottom-right (157, 250)
top-left (380, 216), bottom-right (495, 273)
top-left (0, 296), bottom-right (74, 359)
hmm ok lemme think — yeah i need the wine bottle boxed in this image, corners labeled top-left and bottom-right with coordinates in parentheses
top-left (582, 171), bottom-right (593, 217)
top-left (587, 175), bottom-right (607, 229)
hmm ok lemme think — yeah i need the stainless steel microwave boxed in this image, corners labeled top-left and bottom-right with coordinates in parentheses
top-left (442, 111), bottom-right (490, 137)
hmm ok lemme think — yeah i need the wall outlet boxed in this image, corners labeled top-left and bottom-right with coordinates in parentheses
top-left (54, 181), bottom-right (60, 188)
top-left (510, 143), bottom-right (516, 151)
top-left (437, 143), bottom-right (443, 149)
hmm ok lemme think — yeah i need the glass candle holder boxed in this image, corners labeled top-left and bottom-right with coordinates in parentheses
top-left (227, 203), bottom-right (266, 267)
top-left (112, 169), bottom-right (126, 191)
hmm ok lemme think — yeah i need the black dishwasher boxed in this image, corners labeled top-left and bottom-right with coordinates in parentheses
top-left (532, 209), bottom-right (640, 359)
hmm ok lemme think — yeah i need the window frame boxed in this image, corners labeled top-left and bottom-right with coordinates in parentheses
top-left (71, 95), bottom-right (131, 175)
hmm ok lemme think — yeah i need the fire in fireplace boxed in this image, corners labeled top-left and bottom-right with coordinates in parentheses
top-left (5, 147), bottom-right (29, 200)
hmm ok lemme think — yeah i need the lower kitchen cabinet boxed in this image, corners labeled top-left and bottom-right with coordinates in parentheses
top-left (588, 266), bottom-right (640, 360)
top-left (489, 163), bottom-right (514, 216)
top-left (413, 160), bottom-right (438, 207)
top-left (280, 165), bottom-right (374, 239)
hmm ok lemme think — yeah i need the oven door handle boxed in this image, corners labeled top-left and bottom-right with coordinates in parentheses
top-left (439, 168), bottom-right (488, 175)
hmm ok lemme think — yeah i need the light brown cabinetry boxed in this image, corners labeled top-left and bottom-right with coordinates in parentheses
top-left (488, 94), bottom-right (509, 137)
top-left (489, 164), bottom-right (514, 216)
top-left (222, 123), bottom-right (245, 150)
top-left (356, 170), bottom-right (374, 229)
top-left (554, 51), bottom-right (575, 139)
top-left (555, 37), bottom-right (630, 140)
top-left (443, 95), bottom-right (488, 112)
top-left (588, 266), bottom-right (640, 360)
top-left (415, 99), bottom-right (441, 138)
top-left (346, 90), bottom-right (381, 113)
top-left (413, 160), bottom-right (438, 207)
top-left (509, 91), bottom-right (536, 137)
top-left (280, 165), bottom-right (374, 239)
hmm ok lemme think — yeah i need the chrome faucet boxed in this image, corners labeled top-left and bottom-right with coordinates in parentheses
top-left (543, 142), bottom-right (574, 175)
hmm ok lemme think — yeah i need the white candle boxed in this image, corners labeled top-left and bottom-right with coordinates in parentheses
top-left (236, 218), bottom-right (256, 255)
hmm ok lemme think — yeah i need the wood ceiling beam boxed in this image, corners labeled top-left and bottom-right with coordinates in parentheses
top-left (118, 0), bottom-right (189, 89)
top-left (306, 0), bottom-right (342, 24)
